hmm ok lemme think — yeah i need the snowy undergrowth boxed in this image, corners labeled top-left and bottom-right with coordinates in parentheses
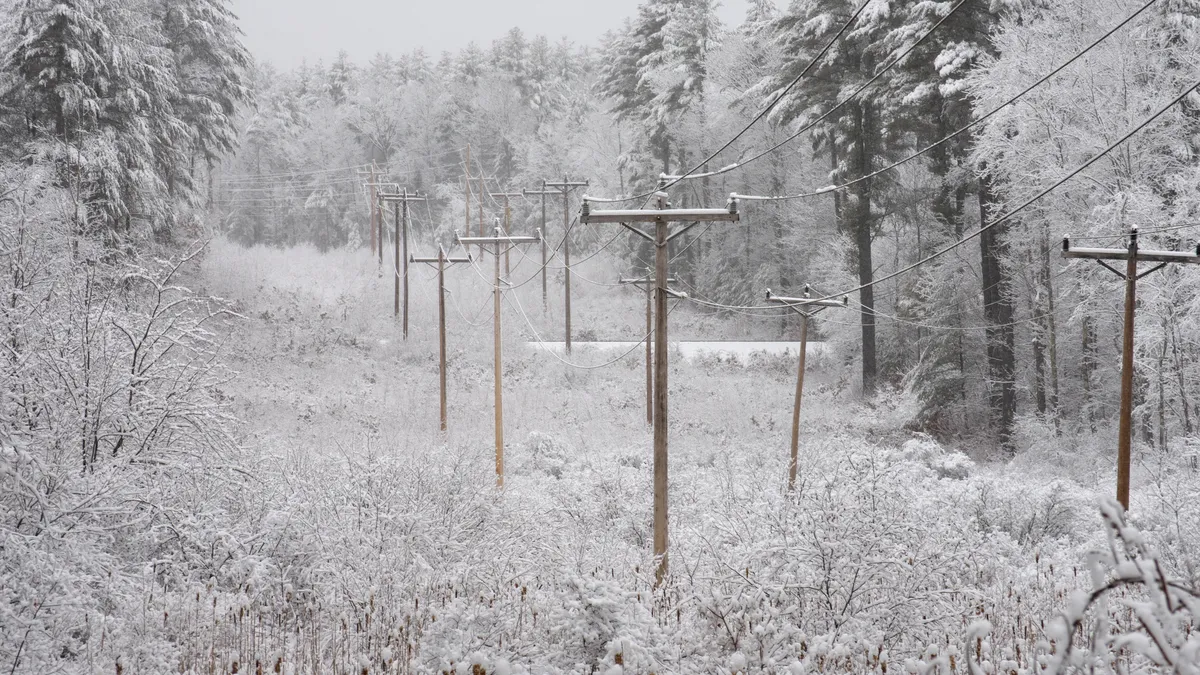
top-left (7, 238), bottom-right (1197, 674)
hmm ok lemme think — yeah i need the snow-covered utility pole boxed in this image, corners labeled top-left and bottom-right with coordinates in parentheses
top-left (410, 246), bottom-right (472, 433)
top-left (358, 166), bottom-right (379, 258)
top-left (766, 286), bottom-right (848, 491)
top-left (1062, 226), bottom-right (1200, 512)
top-left (619, 269), bottom-right (680, 426)
top-left (582, 191), bottom-right (739, 586)
top-left (489, 190), bottom-right (523, 276)
top-left (456, 227), bottom-right (541, 488)
top-left (543, 178), bottom-right (589, 353)
top-left (523, 181), bottom-right (559, 313)
top-left (379, 188), bottom-right (426, 339)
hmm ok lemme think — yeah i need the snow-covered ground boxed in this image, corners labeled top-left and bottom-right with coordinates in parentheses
top-left (10, 240), bottom-right (1195, 675)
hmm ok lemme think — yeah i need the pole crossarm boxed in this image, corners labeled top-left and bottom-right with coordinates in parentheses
top-left (1061, 225), bottom-right (1200, 511)
top-left (580, 207), bottom-right (740, 223)
top-left (456, 232), bottom-right (541, 246)
top-left (411, 253), bottom-right (472, 264)
top-left (766, 288), bottom-right (849, 314)
top-left (544, 179), bottom-right (589, 190)
top-left (379, 193), bottom-right (427, 203)
top-left (619, 277), bottom-right (686, 298)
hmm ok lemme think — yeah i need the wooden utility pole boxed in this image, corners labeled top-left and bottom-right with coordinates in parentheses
top-left (544, 178), bottom-right (589, 353)
top-left (523, 182), bottom-right (558, 313)
top-left (489, 190), bottom-right (523, 276)
top-left (582, 191), bottom-right (739, 585)
top-left (766, 287), bottom-right (848, 491)
top-left (456, 227), bottom-right (541, 488)
top-left (619, 270), bottom-right (680, 426)
top-left (1062, 226), bottom-right (1200, 511)
top-left (411, 246), bottom-right (472, 432)
top-left (379, 189), bottom-right (426, 339)
top-left (368, 164), bottom-right (378, 257)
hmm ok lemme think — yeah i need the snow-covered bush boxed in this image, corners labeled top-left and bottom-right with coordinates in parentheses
top-left (1, 169), bottom-right (239, 673)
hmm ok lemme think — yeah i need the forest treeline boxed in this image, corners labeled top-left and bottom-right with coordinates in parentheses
top-left (211, 0), bottom-right (1200, 452)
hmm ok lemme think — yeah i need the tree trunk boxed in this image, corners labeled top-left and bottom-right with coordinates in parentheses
top-left (849, 103), bottom-right (876, 397)
top-left (1082, 315), bottom-right (1096, 431)
top-left (978, 172), bottom-right (1015, 451)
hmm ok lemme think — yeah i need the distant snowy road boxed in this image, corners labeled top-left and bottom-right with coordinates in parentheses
top-left (526, 340), bottom-right (829, 364)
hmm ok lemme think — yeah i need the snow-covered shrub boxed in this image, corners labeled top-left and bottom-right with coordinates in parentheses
top-left (0, 170), bottom-right (239, 673)
top-left (974, 501), bottom-right (1200, 675)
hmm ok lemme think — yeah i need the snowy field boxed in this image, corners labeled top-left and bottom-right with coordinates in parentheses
top-left (6, 238), bottom-right (1198, 674)
top-left (161, 241), bottom-right (1195, 674)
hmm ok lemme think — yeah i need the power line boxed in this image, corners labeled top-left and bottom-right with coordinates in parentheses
top-left (656, 0), bottom-right (972, 187)
top-left (504, 288), bottom-right (679, 370)
top-left (807, 74), bottom-right (1200, 304)
top-left (585, 0), bottom-right (876, 204)
top-left (733, 0), bottom-right (1162, 203)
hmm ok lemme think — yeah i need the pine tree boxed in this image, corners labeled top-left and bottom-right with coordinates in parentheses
top-left (158, 0), bottom-right (252, 169)
top-left (8, 0), bottom-right (109, 139)
top-left (890, 0), bottom-right (1017, 446)
top-left (760, 0), bottom-right (907, 397)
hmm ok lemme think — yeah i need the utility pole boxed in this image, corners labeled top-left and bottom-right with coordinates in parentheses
top-left (489, 190), bottom-right (523, 277)
top-left (523, 181), bottom-right (557, 313)
top-left (411, 246), bottom-right (472, 432)
top-left (1062, 226), bottom-right (1200, 511)
top-left (367, 165), bottom-right (378, 257)
top-left (464, 144), bottom-right (471, 244)
top-left (364, 177), bottom-right (398, 266)
top-left (582, 191), bottom-right (739, 585)
top-left (455, 227), bottom-right (541, 488)
top-left (619, 269), bottom-right (680, 426)
top-left (766, 286), bottom-right (848, 491)
top-left (544, 177), bottom-right (589, 353)
top-left (379, 189), bottom-right (426, 339)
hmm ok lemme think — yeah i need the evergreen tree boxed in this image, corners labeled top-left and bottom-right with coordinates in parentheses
top-left (760, 0), bottom-right (907, 396)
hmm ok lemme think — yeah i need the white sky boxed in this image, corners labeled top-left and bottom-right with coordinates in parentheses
top-left (229, 0), bottom-right (751, 69)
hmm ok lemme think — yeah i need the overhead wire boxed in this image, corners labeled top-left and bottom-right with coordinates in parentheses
top-left (800, 72), bottom-right (1200, 306)
top-left (733, 0), bottom-right (1163, 203)
top-left (583, 0), bottom-right (877, 204)
top-left (504, 287), bottom-right (681, 370)
top-left (654, 0), bottom-right (973, 187)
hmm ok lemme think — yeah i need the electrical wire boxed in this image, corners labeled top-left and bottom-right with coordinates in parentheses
top-left (651, 0), bottom-right (973, 187)
top-left (802, 73), bottom-right (1200, 305)
top-left (583, 0), bottom-right (876, 204)
top-left (733, 0), bottom-right (1163, 203)
top-left (446, 287), bottom-right (493, 329)
top-left (504, 288), bottom-right (678, 370)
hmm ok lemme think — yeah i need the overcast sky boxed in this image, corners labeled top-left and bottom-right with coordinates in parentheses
top-left (229, 0), bottom-right (750, 69)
